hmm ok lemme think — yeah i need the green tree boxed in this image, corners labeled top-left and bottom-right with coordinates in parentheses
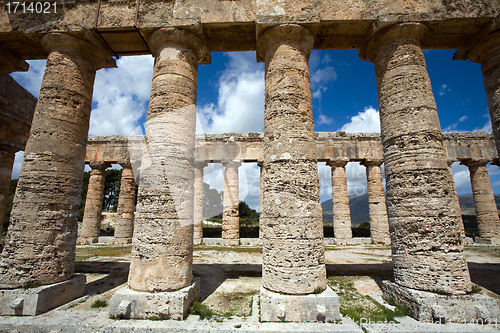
top-left (238, 201), bottom-right (259, 226)
top-left (202, 182), bottom-right (223, 219)
top-left (102, 169), bottom-right (121, 212)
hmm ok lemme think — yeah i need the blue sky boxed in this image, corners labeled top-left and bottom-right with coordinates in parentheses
top-left (9, 48), bottom-right (499, 212)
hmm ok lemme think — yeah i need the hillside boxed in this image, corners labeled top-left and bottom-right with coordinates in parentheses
top-left (321, 193), bottom-right (500, 226)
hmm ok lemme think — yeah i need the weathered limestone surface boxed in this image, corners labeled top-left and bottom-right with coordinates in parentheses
top-left (258, 24), bottom-right (326, 295)
top-left (0, 147), bottom-right (16, 234)
top-left (78, 162), bottom-right (109, 244)
top-left (328, 160), bottom-right (352, 240)
top-left (0, 33), bottom-right (114, 289)
top-left (222, 162), bottom-right (240, 242)
top-left (193, 162), bottom-right (206, 243)
top-left (1, 0), bottom-right (498, 59)
top-left (0, 47), bottom-right (28, 75)
top-left (127, 28), bottom-right (206, 293)
top-left (447, 160), bottom-right (466, 239)
top-left (257, 160), bottom-right (264, 238)
top-left (361, 22), bottom-right (472, 295)
top-left (361, 160), bottom-right (389, 245)
top-left (463, 160), bottom-right (500, 240)
top-left (114, 163), bottom-right (136, 244)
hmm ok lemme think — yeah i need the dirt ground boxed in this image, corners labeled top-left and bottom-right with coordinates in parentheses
top-left (67, 243), bottom-right (500, 317)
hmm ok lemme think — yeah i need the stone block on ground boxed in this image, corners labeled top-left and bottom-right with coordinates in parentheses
top-left (260, 286), bottom-right (340, 322)
top-left (0, 275), bottom-right (86, 316)
top-left (475, 238), bottom-right (500, 245)
top-left (108, 278), bottom-right (200, 320)
top-left (382, 280), bottom-right (500, 323)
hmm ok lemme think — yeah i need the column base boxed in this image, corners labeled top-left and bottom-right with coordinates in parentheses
top-left (259, 285), bottom-right (340, 322)
top-left (0, 275), bottom-right (86, 316)
top-left (76, 237), bottom-right (99, 245)
top-left (371, 238), bottom-right (391, 245)
top-left (193, 238), bottom-right (203, 245)
top-left (108, 278), bottom-right (200, 320)
top-left (221, 238), bottom-right (240, 246)
top-left (382, 281), bottom-right (500, 322)
top-left (113, 237), bottom-right (132, 245)
top-left (475, 237), bottom-right (500, 245)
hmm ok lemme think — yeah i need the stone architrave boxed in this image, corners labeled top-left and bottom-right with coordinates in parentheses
top-left (222, 161), bottom-right (240, 244)
top-left (78, 162), bottom-right (110, 244)
top-left (462, 160), bottom-right (500, 243)
top-left (125, 28), bottom-right (207, 295)
top-left (193, 161), bottom-right (206, 244)
top-left (361, 160), bottom-right (390, 244)
top-left (447, 160), bottom-right (466, 239)
top-left (0, 146), bottom-right (17, 235)
top-left (114, 163), bottom-right (136, 244)
top-left (360, 23), bottom-right (472, 295)
top-left (327, 160), bottom-right (353, 240)
top-left (257, 160), bottom-right (264, 238)
top-left (0, 33), bottom-right (115, 289)
top-left (257, 24), bottom-right (338, 322)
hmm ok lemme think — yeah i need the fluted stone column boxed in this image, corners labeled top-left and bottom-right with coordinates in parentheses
top-left (462, 160), bottom-right (500, 243)
top-left (114, 163), bottom-right (136, 244)
top-left (0, 146), bottom-right (17, 235)
top-left (0, 33), bottom-right (114, 288)
top-left (447, 160), bottom-right (466, 239)
top-left (361, 160), bottom-right (390, 245)
top-left (257, 160), bottom-right (264, 238)
top-left (360, 23), bottom-right (472, 295)
top-left (193, 161), bottom-right (206, 245)
top-left (126, 28), bottom-right (206, 294)
top-left (327, 160), bottom-right (352, 240)
top-left (222, 161), bottom-right (240, 245)
top-left (78, 162), bottom-right (109, 244)
top-left (458, 30), bottom-right (500, 160)
top-left (257, 24), bottom-right (337, 323)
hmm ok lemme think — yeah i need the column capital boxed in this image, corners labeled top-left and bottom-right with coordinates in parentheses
top-left (447, 159), bottom-right (458, 167)
top-left (89, 161), bottom-right (111, 170)
top-left (326, 159), bottom-right (349, 168)
top-left (360, 159), bottom-right (383, 167)
top-left (257, 160), bottom-right (264, 168)
top-left (41, 33), bottom-right (116, 71)
top-left (453, 18), bottom-right (500, 64)
top-left (118, 161), bottom-right (132, 169)
top-left (359, 22), bottom-right (429, 62)
top-left (147, 28), bottom-right (208, 63)
top-left (256, 24), bottom-right (314, 63)
top-left (0, 45), bottom-right (29, 75)
top-left (460, 159), bottom-right (491, 167)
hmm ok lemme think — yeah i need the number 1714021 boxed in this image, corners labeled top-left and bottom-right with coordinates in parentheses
top-left (5, 2), bottom-right (57, 14)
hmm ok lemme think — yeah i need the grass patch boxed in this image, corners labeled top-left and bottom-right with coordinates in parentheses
top-left (23, 281), bottom-right (40, 290)
top-left (189, 301), bottom-right (215, 320)
top-left (148, 316), bottom-right (163, 321)
top-left (464, 245), bottom-right (500, 258)
top-left (430, 289), bottom-right (453, 296)
top-left (90, 299), bottom-right (108, 308)
top-left (468, 284), bottom-right (482, 294)
top-left (313, 287), bottom-right (325, 294)
top-left (76, 245), bottom-right (132, 261)
top-left (194, 246), bottom-right (262, 253)
top-left (328, 275), bottom-right (411, 324)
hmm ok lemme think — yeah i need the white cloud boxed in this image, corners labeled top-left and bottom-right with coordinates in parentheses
top-left (438, 83), bottom-right (451, 96)
top-left (444, 114), bottom-right (470, 132)
top-left (317, 114), bottom-right (334, 126)
top-left (11, 151), bottom-right (24, 180)
top-left (309, 51), bottom-right (337, 102)
top-left (473, 114), bottom-right (492, 132)
top-left (89, 55), bottom-right (154, 136)
top-left (196, 52), bottom-right (265, 134)
top-left (339, 107), bottom-right (380, 133)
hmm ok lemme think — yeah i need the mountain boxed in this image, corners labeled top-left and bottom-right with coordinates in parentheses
top-left (321, 193), bottom-right (500, 227)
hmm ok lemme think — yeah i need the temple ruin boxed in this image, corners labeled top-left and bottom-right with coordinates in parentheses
top-left (1, 0), bottom-right (500, 324)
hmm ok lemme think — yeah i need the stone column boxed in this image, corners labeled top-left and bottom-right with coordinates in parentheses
top-left (0, 146), bottom-right (17, 235)
top-left (361, 160), bottom-right (390, 245)
top-left (257, 24), bottom-right (337, 323)
top-left (78, 162), bottom-right (109, 244)
top-left (113, 163), bottom-right (136, 244)
top-left (222, 161), bottom-right (240, 245)
top-left (360, 23), bottom-right (472, 295)
top-left (327, 160), bottom-right (352, 240)
top-left (193, 161), bottom-right (206, 245)
top-left (447, 160), bottom-right (466, 239)
top-left (458, 31), bottom-right (500, 160)
top-left (257, 160), bottom-right (264, 238)
top-left (0, 33), bottom-right (114, 288)
top-left (123, 28), bottom-right (206, 304)
top-left (462, 160), bottom-right (500, 243)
